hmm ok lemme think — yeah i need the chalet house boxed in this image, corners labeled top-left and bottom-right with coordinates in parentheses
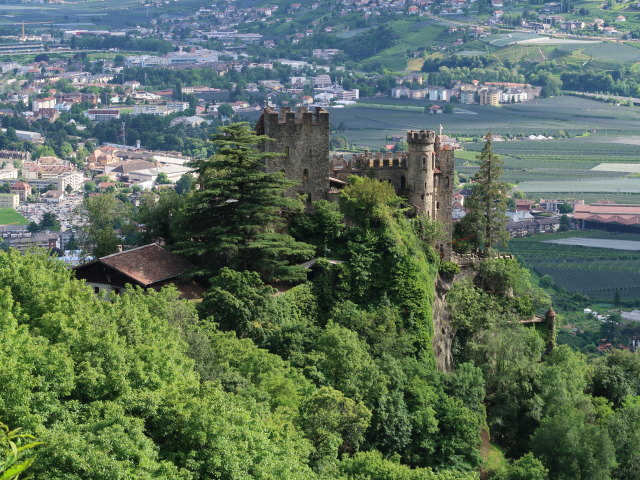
top-left (73, 243), bottom-right (204, 299)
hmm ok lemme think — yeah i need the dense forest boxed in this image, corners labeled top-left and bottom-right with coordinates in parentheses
top-left (3, 126), bottom-right (640, 479)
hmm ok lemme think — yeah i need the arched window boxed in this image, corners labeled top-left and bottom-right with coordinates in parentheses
top-left (436, 201), bottom-right (440, 210)
top-left (303, 168), bottom-right (309, 182)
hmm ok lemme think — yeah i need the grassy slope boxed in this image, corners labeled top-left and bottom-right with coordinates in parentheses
top-left (360, 18), bottom-right (448, 72)
top-left (0, 208), bottom-right (28, 226)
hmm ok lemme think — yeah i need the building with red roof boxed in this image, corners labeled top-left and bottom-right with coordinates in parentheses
top-left (574, 203), bottom-right (640, 231)
top-left (73, 243), bottom-right (204, 299)
top-left (10, 181), bottom-right (32, 201)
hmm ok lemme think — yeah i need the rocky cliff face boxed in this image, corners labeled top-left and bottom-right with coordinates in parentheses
top-left (432, 273), bottom-right (455, 372)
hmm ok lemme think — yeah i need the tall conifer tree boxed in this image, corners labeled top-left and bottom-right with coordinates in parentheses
top-left (177, 123), bottom-right (314, 282)
top-left (463, 132), bottom-right (509, 251)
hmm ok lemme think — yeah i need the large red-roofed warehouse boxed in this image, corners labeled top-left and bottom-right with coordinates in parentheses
top-left (574, 203), bottom-right (640, 232)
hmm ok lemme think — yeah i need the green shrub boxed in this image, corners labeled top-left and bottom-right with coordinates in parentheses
top-left (439, 261), bottom-right (461, 275)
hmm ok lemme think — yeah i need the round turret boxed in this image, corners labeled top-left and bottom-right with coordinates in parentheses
top-left (406, 130), bottom-right (436, 214)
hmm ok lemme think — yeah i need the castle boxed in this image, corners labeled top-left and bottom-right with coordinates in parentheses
top-left (256, 106), bottom-right (454, 259)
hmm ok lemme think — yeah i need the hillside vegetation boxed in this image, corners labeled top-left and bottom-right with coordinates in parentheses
top-left (4, 127), bottom-right (640, 480)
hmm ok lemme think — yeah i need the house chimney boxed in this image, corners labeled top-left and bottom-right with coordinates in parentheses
top-left (116, 244), bottom-right (123, 253)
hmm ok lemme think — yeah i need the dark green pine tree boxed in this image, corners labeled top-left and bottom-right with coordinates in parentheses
top-left (177, 122), bottom-right (314, 282)
top-left (463, 132), bottom-right (510, 252)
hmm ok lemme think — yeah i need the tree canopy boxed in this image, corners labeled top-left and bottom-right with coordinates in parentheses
top-left (176, 122), bottom-right (314, 282)
top-left (456, 133), bottom-right (509, 252)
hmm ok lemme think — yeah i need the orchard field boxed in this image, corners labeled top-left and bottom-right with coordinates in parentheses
top-left (460, 138), bottom-right (640, 196)
top-left (509, 231), bottom-right (640, 302)
top-left (331, 96), bottom-right (640, 147)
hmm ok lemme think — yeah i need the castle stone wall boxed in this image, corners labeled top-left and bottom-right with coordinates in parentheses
top-left (257, 108), bottom-right (454, 260)
top-left (256, 107), bottom-right (329, 203)
top-left (329, 134), bottom-right (454, 260)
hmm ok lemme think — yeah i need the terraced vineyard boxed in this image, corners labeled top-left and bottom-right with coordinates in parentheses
top-left (509, 231), bottom-right (640, 301)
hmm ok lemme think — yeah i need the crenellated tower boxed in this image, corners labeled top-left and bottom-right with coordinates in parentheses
top-left (406, 129), bottom-right (436, 215)
top-left (256, 106), bottom-right (330, 203)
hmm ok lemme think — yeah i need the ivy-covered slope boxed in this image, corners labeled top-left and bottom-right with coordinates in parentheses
top-left (202, 177), bottom-right (485, 475)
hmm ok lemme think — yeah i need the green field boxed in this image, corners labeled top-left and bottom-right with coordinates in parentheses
top-left (327, 96), bottom-right (640, 148)
top-left (510, 231), bottom-right (640, 302)
top-left (459, 137), bottom-right (640, 193)
top-left (359, 18), bottom-right (449, 72)
top-left (0, 208), bottom-right (28, 226)
top-left (482, 32), bottom-right (541, 47)
top-left (0, 0), bottom-right (205, 29)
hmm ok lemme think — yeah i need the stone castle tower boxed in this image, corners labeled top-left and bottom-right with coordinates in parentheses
top-left (256, 106), bottom-right (330, 203)
top-left (256, 107), bottom-right (454, 259)
top-left (330, 129), bottom-right (454, 259)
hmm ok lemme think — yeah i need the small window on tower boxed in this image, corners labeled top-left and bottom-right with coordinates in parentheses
top-left (401, 176), bottom-right (406, 189)
top-left (422, 157), bottom-right (426, 166)
top-left (436, 201), bottom-right (440, 210)
top-left (445, 177), bottom-right (450, 188)
top-left (285, 146), bottom-right (290, 156)
top-left (303, 168), bottom-right (309, 182)
top-left (309, 148), bottom-right (312, 156)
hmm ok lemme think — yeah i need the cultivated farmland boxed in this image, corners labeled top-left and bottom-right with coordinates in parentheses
top-left (460, 137), bottom-right (640, 195)
top-left (328, 97), bottom-right (640, 150)
top-left (510, 231), bottom-right (640, 301)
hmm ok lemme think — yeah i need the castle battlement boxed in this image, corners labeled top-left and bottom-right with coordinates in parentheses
top-left (262, 106), bottom-right (329, 127)
top-left (258, 107), bottom-right (454, 259)
top-left (407, 130), bottom-right (436, 144)
top-left (350, 150), bottom-right (408, 169)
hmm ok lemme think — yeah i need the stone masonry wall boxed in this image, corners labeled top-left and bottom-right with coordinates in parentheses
top-left (257, 107), bottom-right (329, 203)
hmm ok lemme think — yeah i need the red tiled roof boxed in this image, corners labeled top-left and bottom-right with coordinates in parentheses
top-left (574, 203), bottom-right (640, 225)
top-left (97, 244), bottom-right (196, 286)
top-left (10, 181), bottom-right (31, 190)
